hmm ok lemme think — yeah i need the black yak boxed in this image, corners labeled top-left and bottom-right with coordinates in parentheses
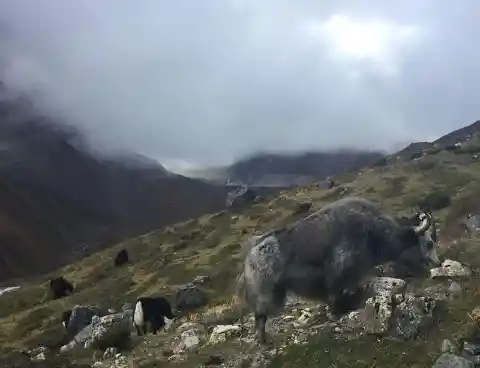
top-left (114, 249), bottom-right (129, 268)
top-left (132, 296), bottom-right (175, 336)
top-left (49, 276), bottom-right (74, 299)
top-left (237, 196), bottom-right (440, 344)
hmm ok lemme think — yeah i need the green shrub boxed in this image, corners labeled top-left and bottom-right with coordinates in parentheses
top-left (417, 190), bottom-right (451, 211)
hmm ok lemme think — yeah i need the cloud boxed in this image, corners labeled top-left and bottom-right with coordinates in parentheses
top-left (0, 1), bottom-right (479, 169)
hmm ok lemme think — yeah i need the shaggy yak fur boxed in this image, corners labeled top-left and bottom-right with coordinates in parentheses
top-left (236, 196), bottom-right (440, 344)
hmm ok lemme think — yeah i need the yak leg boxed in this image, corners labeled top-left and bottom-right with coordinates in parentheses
top-left (254, 313), bottom-right (268, 344)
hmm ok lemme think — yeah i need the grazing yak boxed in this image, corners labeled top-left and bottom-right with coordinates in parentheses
top-left (114, 249), bottom-right (129, 268)
top-left (132, 296), bottom-right (175, 336)
top-left (49, 276), bottom-right (74, 299)
top-left (237, 196), bottom-right (440, 344)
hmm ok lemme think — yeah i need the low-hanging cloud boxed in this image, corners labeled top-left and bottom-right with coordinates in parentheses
top-left (0, 0), bottom-right (479, 169)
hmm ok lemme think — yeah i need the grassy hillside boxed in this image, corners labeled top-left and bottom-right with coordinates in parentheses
top-left (2, 134), bottom-right (480, 367)
top-left (0, 90), bottom-right (231, 282)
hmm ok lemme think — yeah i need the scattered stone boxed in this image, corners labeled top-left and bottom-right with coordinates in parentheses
top-left (103, 347), bottom-right (117, 359)
top-left (175, 284), bottom-right (208, 311)
top-left (172, 322), bottom-right (206, 354)
top-left (192, 275), bottom-right (210, 284)
top-left (430, 260), bottom-right (471, 279)
top-left (364, 295), bottom-right (392, 334)
top-left (441, 339), bottom-right (458, 354)
top-left (65, 305), bottom-right (109, 336)
top-left (421, 281), bottom-right (462, 301)
top-left (432, 353), bottom-right (474, 368)
top-left (463, 341), bottom-right (480, 355)
top-left (208, 325), bottom-right (246, 345)
top-left (85, 311), bottom-right (132, 350)
top-left (390, 295), bottom-right (437, 340)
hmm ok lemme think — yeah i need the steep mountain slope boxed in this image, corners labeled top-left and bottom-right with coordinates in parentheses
top-left (2, 120), bottom-right (480, 367)
top-left (0, 90), bottom-right (229, 282)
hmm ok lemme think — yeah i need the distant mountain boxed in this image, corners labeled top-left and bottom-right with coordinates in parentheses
top-left (226, 150), bottom-right (385, 186)
top-left (380, 120), bottom-right (480, 164)
top-left (0, 89), bottom-right (228, 281)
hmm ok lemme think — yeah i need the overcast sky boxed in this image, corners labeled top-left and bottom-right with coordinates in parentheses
top-left (0, 1), bottom-right (479, 170)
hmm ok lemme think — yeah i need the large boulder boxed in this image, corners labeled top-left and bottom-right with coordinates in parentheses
top-left (65, 305), bottom-right (109, 336)
top-left (175, 284), bottom-right (208, 311)
top-left (60, 310), bottom-right (132, 353)
top-left (339, 277), bottom-right (439, 340)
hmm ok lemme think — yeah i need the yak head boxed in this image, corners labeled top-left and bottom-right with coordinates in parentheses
top-left (399, 211), bottom-right (440, 267)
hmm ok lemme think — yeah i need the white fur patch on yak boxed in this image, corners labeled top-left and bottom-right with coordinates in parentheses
top-left (133, 300), bottom-right (144, 327)
top-left (164, 316), bottom-right (174, 331)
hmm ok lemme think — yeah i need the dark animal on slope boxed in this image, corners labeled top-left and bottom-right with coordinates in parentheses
top-left (236, 196), bottom-right (440, 344)
top-left (114, 249), bottom-right (129, 268)
top-left (132, 296), bottom-right (175, 336)
top-left (49, 276), bottom-right (74, 299)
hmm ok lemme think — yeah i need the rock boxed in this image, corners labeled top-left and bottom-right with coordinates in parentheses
top-left (84, 311), bottom-right (132, 350)
top-left (364, 295), bottom-right (392, 334)
top-left (459, 350), bottom-right (480, 366)
top-left (172, 323), bottom-right (206, 354)
top-left (175, 284), bottom-right (208, 311)
top-left (192, 275), bottom-right (209, 284)
top-left (103, 347), bottom-right (117, 359)
top-left (208, 325), bottom-right (246, 345)
top-left (421, 281), bottom-right (462, 301)
top-left (59, 311), bottom-right (132, 352)
top-left (463, 341), bottom-right (480, 355)
top-left (31, 352), bottom-right (46, 362)
top-left (179, 329), bottom-right (202, 352)
top-left (66, 305), bottom-right (109, 336)
top-left (432, 353), bottom-right (475, 368)
top-left (441, 339), bottom-right (458, 354)
top-left (367, 277), bottom-right (406, 298)
top-left (430, 260), bottom-right (471, 279)
top-left (389, 295), bottom-right (437, 340)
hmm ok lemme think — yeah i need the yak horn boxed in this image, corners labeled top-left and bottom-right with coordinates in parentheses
top-left (413, 213), bottom-right (431, 234)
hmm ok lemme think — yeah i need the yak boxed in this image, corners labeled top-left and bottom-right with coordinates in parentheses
top-left (49, 276), bottom-right (74, 299)
top-left (236, 196), bottom-right (440, 344)
top-left (114, 249), bottom-right (129, 268)
top-left (132, 296), bottom-right (175, 336)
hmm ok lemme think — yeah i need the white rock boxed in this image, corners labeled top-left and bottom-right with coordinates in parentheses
top-left (430, 259), bottom-right (471, 279)
top-left (364, 295), bottom-right (392, 334)
top-left (181, 329), bottom-right (202, 351)
top-left (208, 325), bottom-right (244, 345)
top-left (32, 352), bottom-right (46, 361)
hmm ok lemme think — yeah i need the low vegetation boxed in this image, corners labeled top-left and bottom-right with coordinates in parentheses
top-left (2, 136), bottom-right (480, 367)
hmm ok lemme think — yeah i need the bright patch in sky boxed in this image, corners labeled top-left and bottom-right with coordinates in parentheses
top-left (307, 14), bottom-right (419, 75)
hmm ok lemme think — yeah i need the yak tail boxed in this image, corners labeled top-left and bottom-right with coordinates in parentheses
top-left (235, 271), bottom-right (249, 324)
